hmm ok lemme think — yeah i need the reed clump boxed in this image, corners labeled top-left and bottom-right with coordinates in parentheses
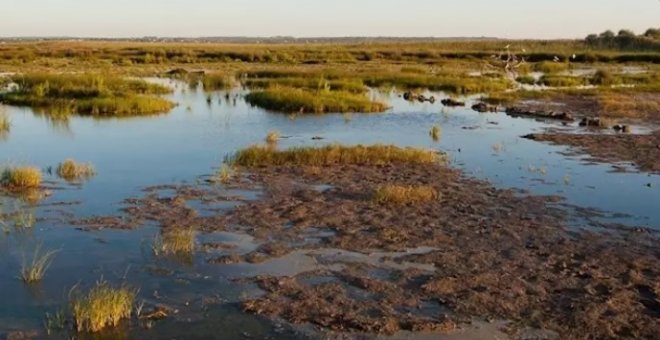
top-left (70, 280), bottom-right (137, 333)
top-left (373, 184), bottom-right (439, 205)
top-left (57, 159), bottom-right (96, 181)
top-left (1, 166), bottom-right (42, 191)
top-left (230, 144), bottom-right (442, 167)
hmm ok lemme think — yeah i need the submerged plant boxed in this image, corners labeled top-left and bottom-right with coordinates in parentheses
top-left (70, 280), bottom-right (136, 332)
top-left (373, 184), bottom-right (440, 205)
top-left (152, 228), bottom-right (196, 257)
top-left (20, 245), bottom-right (58, 283)
top-left (14, 209), bottom-right (36, 229)
top-left (56, 159), bottom-right (96, 182)
top-left (44, 309), bottom-right (67, 335)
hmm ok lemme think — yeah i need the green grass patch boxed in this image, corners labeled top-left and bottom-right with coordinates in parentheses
top-left (0, 73), bottom-right (174, 117)
top-left (245, 86), bottom-right (387, 113)
top-left (229, 144), bottom-right (442, 167)
top-left (534, 61), bottom-right (570, 73)
top-left (539, 75), bottom-right (589, 87)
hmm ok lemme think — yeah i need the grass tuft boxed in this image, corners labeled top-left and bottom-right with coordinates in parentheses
top-left (429, 125), bottom-right (441, 142)
top-left (374, 184), bottom-right (439, 205)
top-left (213, 164), bottom-right (235, 184)
top-left (0, 110), bottom-right (10, 133)
top-left (20, 245), bottom-right (58, 284)
top-left (153, 228), bottom-right (196, 257)
top-left (229, 144), bottom-right (442, 168)
top-left (265, 130), bottom-right (280, 144)
top-left (1, 166), bottom-right (42, 191)
top-left (71, 280), bottom-right (136, 333)
top-left (57, 159), bottom-right (96, 181)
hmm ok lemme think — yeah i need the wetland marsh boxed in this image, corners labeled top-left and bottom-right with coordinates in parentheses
top-left (0, 35), bottom-right (659, 339)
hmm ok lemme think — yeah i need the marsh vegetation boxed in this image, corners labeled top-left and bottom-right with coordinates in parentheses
top-left (0, 74), bottom-right (174, 117)
top-left (0, 30), bottom-right (659, 339)
top-left (70, 280), bottom-right (136, 332)
top-left (57, 159), bottom-right (96, 182)
top-left (245, 86), bottom-right (387, 113)
top-left (230, 144), bottom-right (442, 167)
top-left (1, 166), bottom-right (42, 191)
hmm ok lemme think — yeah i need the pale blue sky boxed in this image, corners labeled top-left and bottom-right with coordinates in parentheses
top-left (2, 0), bottom-right (659, 38)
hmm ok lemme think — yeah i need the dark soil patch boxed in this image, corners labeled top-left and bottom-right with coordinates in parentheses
top-left (523, 130), bottom-right (660, 173)
top-left (70, 162), bottom-right (660, 339)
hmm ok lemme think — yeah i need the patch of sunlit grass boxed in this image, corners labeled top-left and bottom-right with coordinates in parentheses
top-left (229, 144), bottom-right (442, 167)
top-left (1, 166), bottom-right (42, 191)
top-left (70, 280), bottom-right (136, 333)
top-left (373, 184), bottom-right (439, 205)
top-left (245, 86), bottom-right (387, 113)
top-left (212, 164), bottom-right (235, 184)
top-left (597, 92), bottom-right (660, 119)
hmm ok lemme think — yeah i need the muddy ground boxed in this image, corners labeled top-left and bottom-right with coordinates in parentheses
top-left (523, 130), bottom-right (660, 173)
top-left (509, 92), bottom-right (660, 174)
top-left (72, 161), bottom-right (660, 339)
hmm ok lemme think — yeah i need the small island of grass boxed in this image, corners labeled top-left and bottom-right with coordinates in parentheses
top-left (0, 73), bottom-right (175, 117)
top-left (244, 86), bottom-right (387, 114)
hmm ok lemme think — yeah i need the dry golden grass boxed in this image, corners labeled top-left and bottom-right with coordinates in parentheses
top-left (1, 166), bottom-right (42, 190)
top-left (71, 280), bottom-right (136, 333)
top-left (265, 130), bottom-right (280, 144)
top-left (374, 184), bottom-right (439, 205)
top-left (230, 144), bottom-right (442, 167)
top-left (213, 164), bottom-right (235, 184)
top-left (57, 159), bottom-right (96, 181)
top-left (597, 92), bottom-right (660, 119)
top-left (20, 245), bottom-right (58, 284)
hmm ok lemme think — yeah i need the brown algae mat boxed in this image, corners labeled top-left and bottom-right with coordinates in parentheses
top-left (71, 151), bottom-right (659, 339)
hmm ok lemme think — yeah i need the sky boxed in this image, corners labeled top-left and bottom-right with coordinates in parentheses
top-left (2, 0), bottom-right (659, 39)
